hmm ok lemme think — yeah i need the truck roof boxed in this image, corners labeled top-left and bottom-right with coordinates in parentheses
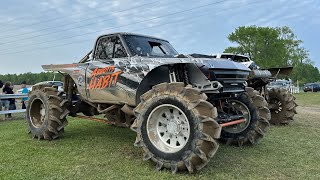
top-left (96, 32), bottom-right (169, 42)
top-left (213, 53), bottom-right (250, 58)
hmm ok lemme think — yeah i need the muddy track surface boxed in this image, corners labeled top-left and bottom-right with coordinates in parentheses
top-left (297, 106), bottom-right (320, 114)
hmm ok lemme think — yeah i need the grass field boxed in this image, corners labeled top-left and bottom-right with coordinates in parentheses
top-left (294, 92), bottom-right (320, 107)
top-left (0, 93), bottom-right (320, 179)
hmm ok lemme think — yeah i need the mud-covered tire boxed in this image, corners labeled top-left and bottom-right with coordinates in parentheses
top-left (26, 87), bottom-right (69, 140)
top-left (220, 87), bottom-right (270, 146)
top-left (131, 83), bottom-right (221, 173)
top-left (268, 88), bottom-right (298, 125)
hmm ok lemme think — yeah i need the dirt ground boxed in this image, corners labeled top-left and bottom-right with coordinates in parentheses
top-left (297, 106), bottom-right (320, 115)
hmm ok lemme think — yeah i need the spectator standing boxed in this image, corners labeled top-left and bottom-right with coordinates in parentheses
top-left (0, 80), bottom-right (3, 112)
top-left (9, 83), bottom-right (16, 115)
top-left (21, 81), bottom-right (29, 109)
top-left (2, 82), bottom-right (14, 119)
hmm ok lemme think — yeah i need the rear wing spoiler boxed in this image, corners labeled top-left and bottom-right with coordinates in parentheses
top-left (265, 67), bottom-right (293, 77)
top-left (42, 64), bottom-right (78, 72)
top-left (42, 50), bottom-right (93, 72)
top-left (248, 66), bottom-right (293, 79)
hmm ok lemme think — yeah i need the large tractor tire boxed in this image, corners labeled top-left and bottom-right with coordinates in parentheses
top-left (26, 87), bottom-right (69, 140)
top-left (131, 83), bottom-right (221, 173)
top-left (220, 87), bottom-right (270, 146)
top-left (268, 88), bottom-right (298, 125)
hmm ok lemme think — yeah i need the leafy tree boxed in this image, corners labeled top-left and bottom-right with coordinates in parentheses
top-left (224, 25), bottom-right (320, 85)
top-left (224, 26), bottom-right (307, 68)
top-left (0, 72), bottom-right (63, 85)
top-left (291, 63), bottom-right (320, 85)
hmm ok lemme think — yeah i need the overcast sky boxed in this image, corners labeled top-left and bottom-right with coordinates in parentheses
top-left (0, 0), bottom-right (319, 74)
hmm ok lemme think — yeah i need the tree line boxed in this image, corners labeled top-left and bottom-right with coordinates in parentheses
top-left (0, 72), bottom-right (63, 85)
top-left (224, 26), bottom-right (320, 85)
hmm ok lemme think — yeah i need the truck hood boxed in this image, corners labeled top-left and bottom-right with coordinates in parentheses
top-left (42, 56), bottom-right (250, 73)
top-left (121, 56), bottom-right (251, 72)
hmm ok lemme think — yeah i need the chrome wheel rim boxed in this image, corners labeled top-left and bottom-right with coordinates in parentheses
top-left (147, 104), bottom-right (190, 153)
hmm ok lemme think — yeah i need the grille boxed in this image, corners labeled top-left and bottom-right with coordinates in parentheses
top-left (209, 69), bottom-right (249, 93)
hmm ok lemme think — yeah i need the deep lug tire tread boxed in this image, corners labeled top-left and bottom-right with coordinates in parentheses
top-left (268, 88), bottom-right (298, 125)
top-left (132, 82), bottom-right (221, 173)
top-left (220, 87), bottom-right (271, 146)
top-left (26, 86), bottom-right (68, 140)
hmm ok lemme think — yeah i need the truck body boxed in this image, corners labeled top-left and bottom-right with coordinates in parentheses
top-left (43, 33), bottom-right (250, 107)
top-left (27, 33), bottom-right (271, 173)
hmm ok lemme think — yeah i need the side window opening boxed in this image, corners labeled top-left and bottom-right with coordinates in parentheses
top-left (221, 55), bottom-right (233, 59)
top-left (95, 36), bottom-right (127, 60)
top-left (114, 40), bottom-right (127, 58)
top-left (221, 55), bottom-right (227, 59)
top-left (235, 56), bottom-right (250, 62)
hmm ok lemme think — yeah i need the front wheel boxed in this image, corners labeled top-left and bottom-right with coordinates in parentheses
top-left (132, 83), bottom-right (221, 173)
top-left (220, 87), bottom-right (270, 146)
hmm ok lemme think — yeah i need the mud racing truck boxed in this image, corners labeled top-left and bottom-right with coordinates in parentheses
top-left (27, 33), bottom-right (270, 173)
top-left (191, 53), bottom-right (298, 125)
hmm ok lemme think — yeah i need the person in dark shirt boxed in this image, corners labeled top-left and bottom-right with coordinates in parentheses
top-left (0, 80), bottom-right (3, 112)
top-left (9, 83), bottom-right (16, 115)
top-left (0, 80), bottom-right (3, 111)
top-left (2, 82), bottom-right (15, 119)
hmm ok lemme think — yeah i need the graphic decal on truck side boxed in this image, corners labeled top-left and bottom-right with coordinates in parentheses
top-left (89, 66), bottom-right (122, 89)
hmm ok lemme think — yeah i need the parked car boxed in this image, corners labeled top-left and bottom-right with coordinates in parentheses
top-left (304, 83), bottom-right (320, 92)
top-left (16, 81), bottom-right (64, 93)
top-left (267, 80), bottom-right (291, 91)
top-left (16, 87), bottom-right (32, 94)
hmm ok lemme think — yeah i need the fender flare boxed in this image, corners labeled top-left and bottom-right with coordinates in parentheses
top-left (135, 63), bottom-right (210, 105)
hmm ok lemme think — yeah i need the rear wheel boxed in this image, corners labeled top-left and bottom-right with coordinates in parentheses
top-left (268, 88), bottom-right (298, 125)
top-left (220, 87), bottom-right (270, 146)
top-left (132, 83), bottom-right (221, 173)
top-left (27, 87), bottom-right (69, 140)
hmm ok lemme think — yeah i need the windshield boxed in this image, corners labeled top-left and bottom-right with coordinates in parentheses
top-left (221, 55), bottom-right (250, 62)
top-left (52, 82), bottom-right (63, 86)
top-left (270, 81), bottom-right (287, 87)
top-left (123, 35), bottom-right (178, 57)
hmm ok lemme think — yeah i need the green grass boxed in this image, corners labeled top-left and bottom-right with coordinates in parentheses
top-left (0, 94), bottom-right (320, 179)
top-left (294, 92), bottom-right (320, 107)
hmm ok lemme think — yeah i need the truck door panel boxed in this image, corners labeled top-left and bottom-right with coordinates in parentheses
top-left (85, 35), bottom-right (128, 103)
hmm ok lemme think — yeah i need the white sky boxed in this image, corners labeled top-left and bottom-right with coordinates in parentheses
top-left (0, 0), bottom-right (319, 74)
